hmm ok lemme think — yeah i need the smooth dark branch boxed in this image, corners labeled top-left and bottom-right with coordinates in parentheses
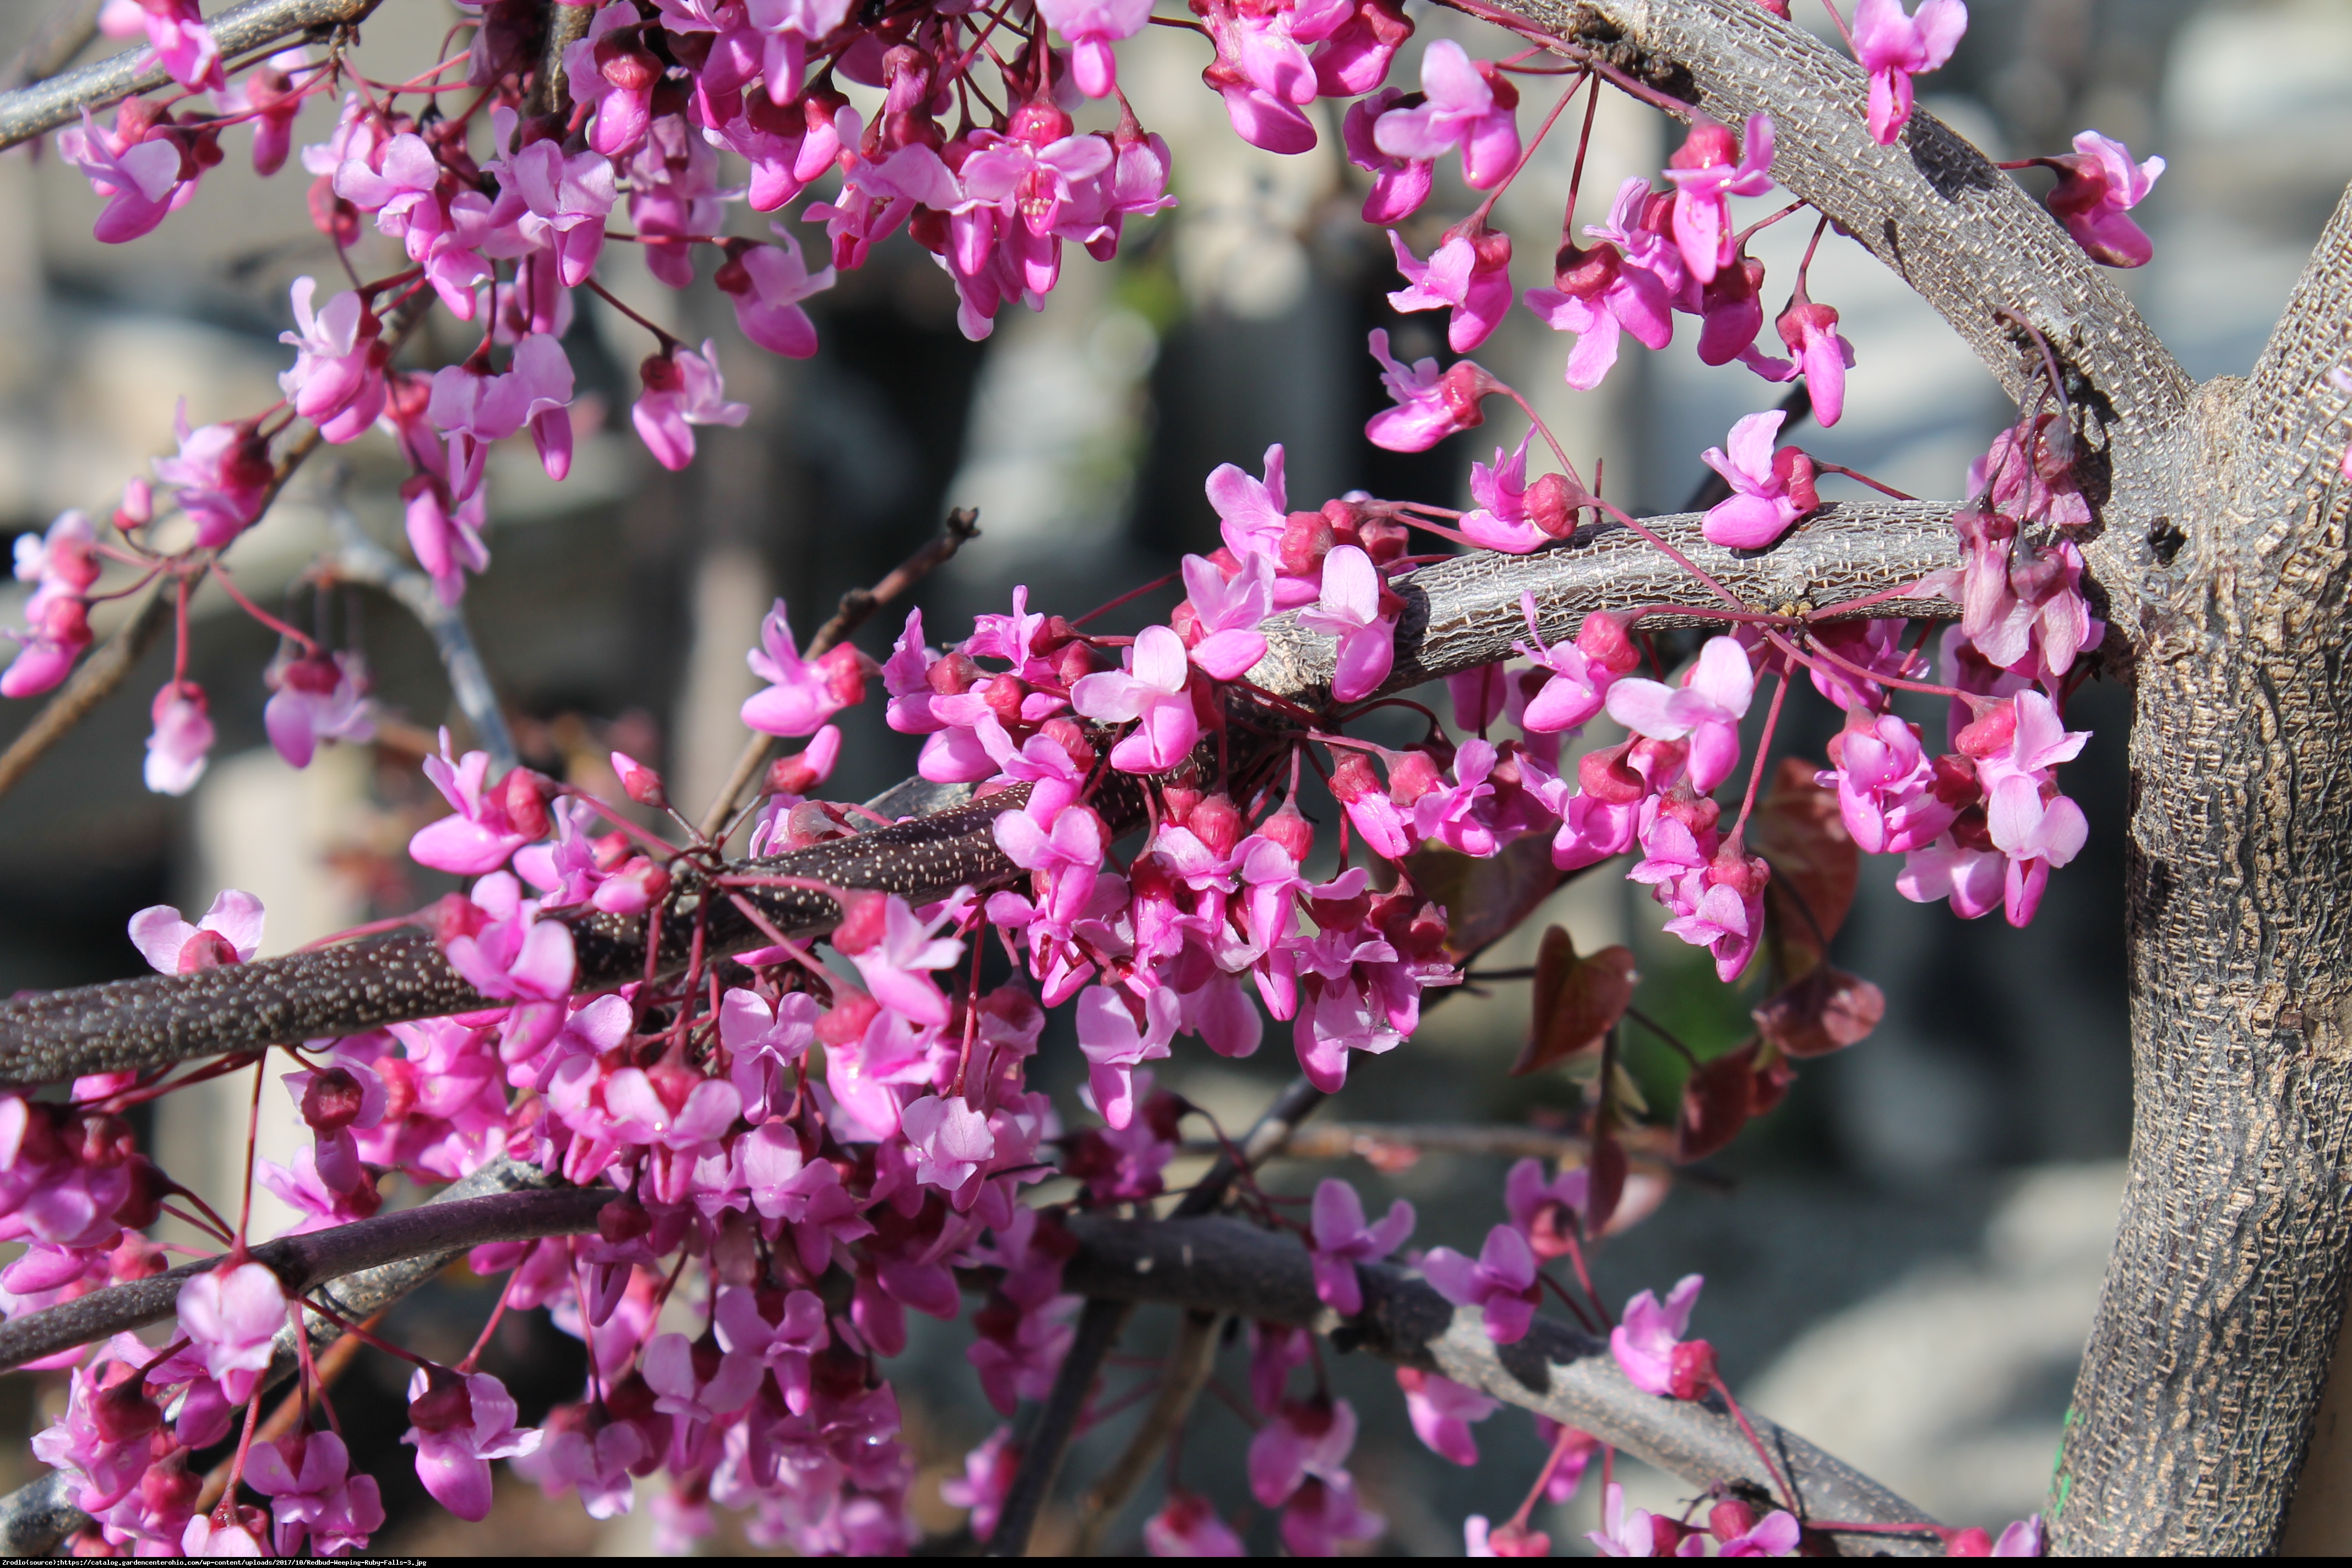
top-left (0, 505), bottom-right (1957, 1088)
top-left (0, 0), bottom-right (383, 149)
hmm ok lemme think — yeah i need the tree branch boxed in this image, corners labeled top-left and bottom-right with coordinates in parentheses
top-left (0, 0), bottom-right (382, 150)
top-left (2242, 177), bottom-right (2352, 527)
top-left (325, 491), bottom-right (519, 777)
top-left (0, 1155), bottom-right (565, 1555)
top-left (1060, 1213), bottom-right (1941, 1556)
top-left (0, 504), bottom-right (1958, 1088)
top-left (2, 0), bottom-right (104, 92)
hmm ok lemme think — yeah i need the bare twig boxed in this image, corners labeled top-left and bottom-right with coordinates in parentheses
top-left (325, 486), bottom-right (518, 776)
top-left (696, 507), bottom-right (982, 840)
top-left (1183, 1120), bottom-right (1589, 1164)
top-left (1070, 1308), bottom-right (1222, 1554)
top-left (0, 0), bottom-right (382, 150)
top-left (984, 1076), bottom-right (1325, 1557)
top-left (2, 0), bottom-right (104, 91)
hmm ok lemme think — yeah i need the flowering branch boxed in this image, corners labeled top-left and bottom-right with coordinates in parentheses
top-left (0, 0), bottom-right (380, 150)
top-left (1058, 1212), bottom-right (1940, 1556)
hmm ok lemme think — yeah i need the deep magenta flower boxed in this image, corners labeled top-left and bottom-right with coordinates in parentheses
top-left (940, 1425), bottom-right (1021, 1542)
top-left (741, 597), bottom-right (865, 736)
top-left (1610, 1273), bottom-right (1711, 1397)
top-left (442, 871), bottom-right (578, 1006)
top-left (153, 404), bottom-right (274, 547)
top-left (1607, 636), bottom-right (1757, 794)
top-left (1372, 40), bottom-right (1520, 188)
top-left (841, 894), bottom-right (963, 1027)
top-left (1698, 409), bottom-right (1820, 548)
top-left (1248, 1395), bottom-right (1359, 1507)
top-left (143, 680), bottom-right (215, 796)
top-left (265, 650), bottom-right (372, 769)
top-left (2045, 130), bottom-right (2164, 268)
top-left (1143, 1490), bottom-right (1245, 1556)
top-left (1205, 443), bottom-right (1289, 561)
top-left (410, 735), bottom-right (531, 875)
top-left (1745, 287), bottom-right (1859, 427)
top-left (1343, 90), bottom-right (1434, 223)
top-left (716, 226), bottom-right (836, 358)
top-left (1423, 1222), bottom-right (1540, 1343)
top-left (1074, 984), bottom-right (1178, 1129)
top-left (1524, 181), bottom-right (1678, 390)
top-left (1396, 1366), bottom-right (1499, 1466)
top-left (1853, 0), bottom-right (1967, 144)
top-left (1038, 0), bottom-right (1151, 97)
top-left (129, 889), bottom-right (263, 973)
top-left (401, 1369), bottom-right (542, 1522)
top-left (1072, 625), bottom-right (1201, 773)
top-left (1662, 115), bottom-right (1776, 284)
top-left (241, 1430), bottom-right (386, 1556)
top-left (1297, 545), bottom-right (1397, 703)
top-left (1387, 228), bottom-right (1513, 353)
top-left (98, 0), bottom-right (223, 91)
top-left (1822, 712), bottom-right (1955, 854)
top-left (177, 1260), bottom-right (286, 1405)
top-left (633, 341), bottom-right (750, 470)
top-left (1180, 550), bottom-right (1276, 679)
top-left (900, 1095), bottom-right (997, 1195)
top-left (1308, 1178), bottom-right (1414, 1314)
top-left (1517, 595), bottom-right (1640, 734)
top-left (1365, 329), bottom-right (1498, 452)
top-left (279, 277), bottom-right (388, 443)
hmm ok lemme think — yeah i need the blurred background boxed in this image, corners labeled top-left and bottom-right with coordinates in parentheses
top-left (0, 0), bottom-right (2344, 1553)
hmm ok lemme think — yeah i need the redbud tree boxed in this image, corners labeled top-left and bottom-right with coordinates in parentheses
top-left (0, 0), bottom-right (2339, 1556)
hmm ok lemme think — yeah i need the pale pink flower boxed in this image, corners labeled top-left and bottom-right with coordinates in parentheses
top-left (1610, 1273), bottom-right (1708, 1396)
top-left (1700, 409), bottom-right (1819, 548)
top-left (177, 1260), bottom-right (285, 1405)
top-left (900, 1095), bottom-right (997, 1194)
top-left (410, 734), bottom-right (531, 875)
top-left (1308, 1178), bottom-right (1414, 1315)
top-left (1397, 1366), bottom-right (1500, 1466)
top-left (2046, 130), bottom-right (2163, 268)
top-left (144, 681), bottom-right (215, 796)
top-left (1074, 984), bottom-right (1178, 1129)
top-left (99, 0), bottom-right (222, 91)
top-left (633, 340), bottom-right (749, 470)
top-left (1039, 0), bottom-right (1152, 97)
top-left (1662, 115), bottom-right (1776, 284)
top-left (401, 1369), bottom-right (542, 1522)
top-left (264, 650), bottom-right (372, 769)
top-left (1206, 443), bottom-right (1291, 562)
top-left (741, 598), bottom-right (865, 736)
top-left (1718, 1508), bottom-right (1803, 1556)
top-left (129, 889), bottom-right (263, 974)
top-left (1853, 0), bottom-right (1967, 143)
top-left (717, 226), bottom-right (835, 358)
top-left (1607, 636), bottom-right (1756, 794)
top-left (1423, 1223), bottom-right (1540, 1343)
top-left (57, 107), bottom-right (195, 244)
top-left (1896, 832), bottom-right (2007, 921)
top-left (1072, 624), bottom-right (1201, 774)
top-left (182, 1510), bottom-right (268, 1556)
top-left (154, 404), bottom-right (274, 547)
top-left (1372, 40), bottom-right (1520, 188)
top-left (1297, 545), bottom-right (1397, 703)
top-left (1387, 230), bottom-right (1512, 353)
top-left (1588, 1482), bottom-right (1675, 1557)
top-left (241, 1430), bottom-right (385, 1556)
top-left (1182, 551), bottom-right (1276, 679)
top-left (719, 988), bottom-right (817, 1121)
top-left (1144, 1490), bottom-right (1245, 1556)
top-left (279, 278), bottom-right (388, 443)
top-left (994, 803), bottom-right (1108, 928)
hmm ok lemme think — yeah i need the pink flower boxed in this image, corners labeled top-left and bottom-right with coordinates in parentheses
top-left (1587, 1482), bottom-right (1679, 1557)
top-left (128, 889), bottom-right (264, 973)
top-left (1308, 1178), bottom-right (1414, 1314)
top-left (99, 0), bottom-right (223, 91)
top-left (1072, 624), bottom-right (1201, 774)
top-left (153, 404), bottom-right (275, 547)
top-left (719, 988), bottom-right (816, 1120)
top-left (265, 650), bottom-right (372, 769)
top-left (1505, 1157), bottom-right (1591, 1257)
top-left (241, 1430), bottom-right (385, 1556)
top-left (177, 1260), bottom-right (285, 1406)
top-left (843, 894), bottom-right (964, 1027)
top-left (1297, 545), bottom-right (1397, 703)
top-left (429, 333), bottom-right (577, 485)
top-left (1822, 713), bottom-right (1954, 854)
top-left (486, 109), bottom-right (617, 287)
top-left (279, 277), bottom-right (389, 442)
top-left (1282, 1474), bottom-right (1386, 1555)
top-left (741, 597), bottom-right (865, 736)
top-left (1748, 288), bottom-right (1858, 427)
top-left (1344, 90), bottom-right (1434, 223)
top-left (1396, 1366), bottom-right (1499, 1465)
top-left (1661, 115), bottom-right (1776, 284)
top-left (1144, 1490), bottom-right (1245, 1556)
top-left (144, 680), bottom-right (215, 796)
top-left (1699, 409), bottom-right (1819, 548)
top-left (1853, 0), bottom-right (1967, 143)
top-left (1248, 1395), bottom-right (1359, 1507)
top-left (995, 803), bottom-right (1108, 928)
top-left (633, 340), bottom-right (750, 470)
top-left (215, 47), bottom-right (311, 175)
top-left (940, 1425), bottom-right (1021, 1542)
top-left (1460, 435), bottom-right (1553, 553)
top-left (4, 595), bottom-right (94, 700)
top-left (410, 734), bottom-right (532, 875)
top-left (1517, 597), bottom-right (1639, 733)
top-left (901, 1095), bottom-right (997, 1195)
top-left (1423, 1223), bottom-right (1540, 1343)
top-left (1606, 636), bottom-right (1756, 794)
top-left (1365, 328), bottom-right (1496, 452)
top-left (443, 872), bottom-right (578, 1004)
top-left (1206, 443), bottom-right (1291, 562)
top-left (402, 1369), bottom-right (542, 1522)
top-left (1610, 1273), bottom-right (1711, 1397)
top-left (1896, 831), bottom-right (2006, 921)
top-left (1717, 1507), bottom-right (1803, 1556)
top-left (2045, 130), bottom-right (2163, 268)
top-left (716, 226), bottom-right (835, 358)
top-left (1523, 182), bottom-right (1679, 390)
top-left (1038, 0), bottom-right (1151, 97)
top-left (57, 106), bottom-right (196, 243)
top-left (182, 1510), bottom-right (268, 1556)
top-left (1075, 984), bottom-right (1178, 1129)
top-left (1182, 551), bottom-right (1277, 679)
top-left (1372, 40), bottom-right (1520, 188)
top-left (562, 2), bottom-right (661, 156)
top-left (1387, 228), bottom-right (1513, 352)
top-left (1971, 690), bottom-right (2089, 926)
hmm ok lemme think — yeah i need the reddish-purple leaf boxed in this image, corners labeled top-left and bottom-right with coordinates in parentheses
top-left (1513, 925), bottom-right (1637, 1076)
top-left (1752, 966), bottom-right (1887, 1057)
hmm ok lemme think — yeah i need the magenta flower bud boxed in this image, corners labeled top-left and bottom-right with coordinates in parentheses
top-left (176, 929), bottom-right (239, 972)
top-left (1259, 802), bottom-right (1315, 862)
top-left (301, 1066), bottom-right (367, 1134)
top-left (611, 750), bottom-right (668, 809)
top-left (1667, 1337), bottom-right (1719, 1400)
top-left (594, 29), bottom-right (660, 92)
